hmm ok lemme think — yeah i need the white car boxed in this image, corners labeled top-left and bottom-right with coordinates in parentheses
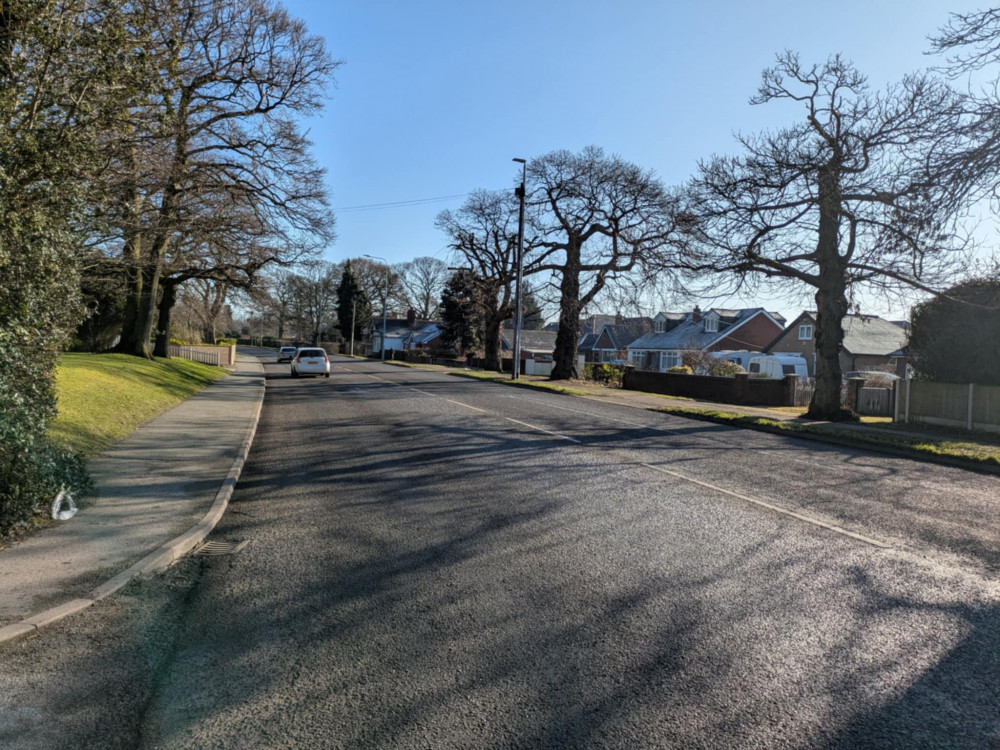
top-left (277, 346), bottom-right (298, 363)
top-left (291, 347), bottom-right (330, 378)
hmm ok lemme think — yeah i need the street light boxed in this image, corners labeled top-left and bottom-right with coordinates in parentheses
top-left (511, 158), bottom-right (526, 381)
top-left (364, 254), bottom-right (389, 361)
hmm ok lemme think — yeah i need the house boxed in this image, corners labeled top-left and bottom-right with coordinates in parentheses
top-left (578, 316), bottom-right (654, 362)
top-left (370, 314), bottom-right (443, 355)
top-left (764, 311), bottom-right (909, 376)
top-left (500, 329), bottom-right (559, 359)
top-left (591, 318), bottom-right (654, 363)
top-left (626, 307), bottom-right (786, 372)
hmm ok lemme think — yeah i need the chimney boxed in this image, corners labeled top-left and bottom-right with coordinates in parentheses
top-left (692, 305), bottom-right (702, 323)
top-left (406, 308), bottom-right (417, 327)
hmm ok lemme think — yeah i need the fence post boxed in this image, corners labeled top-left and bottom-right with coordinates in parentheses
top-left (783, 374), bottom-right (797, 406)
top-left (968, 383), bottom-right (975, 431)
top-left (905, 378), bottom-right (911, 424)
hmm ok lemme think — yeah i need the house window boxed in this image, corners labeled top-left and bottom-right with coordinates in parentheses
top-left (655, 319), bottom-right (665, 333)
top-left (704, 318), bottom-right (718, 333)
top-left (798, 324), bottom-right (813, 340)
top-left (660, 351), bottom-right (680, 371)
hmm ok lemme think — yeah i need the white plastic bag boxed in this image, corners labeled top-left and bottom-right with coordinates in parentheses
top-left (51, 488), bottom-right (78, 521)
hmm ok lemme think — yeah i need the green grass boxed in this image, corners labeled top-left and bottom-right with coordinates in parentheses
top-left (650, 405), bottom-right (1000, 469)
top-left (50, 353), bottom-right (227, 456)
top-left (449, 370), bottom-right (594, 396)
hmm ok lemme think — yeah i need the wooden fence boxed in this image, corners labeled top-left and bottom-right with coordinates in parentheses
top-left (623, 370), bottom-right (798, 406)
top-left (168, 344), bottom-right (222, 367)
top-left (894, 380), bottom-right (1000, 433)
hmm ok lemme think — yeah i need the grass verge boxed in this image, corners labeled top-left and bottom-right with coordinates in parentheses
top-left (50, 353), bottom-right (228, 457)
top-left (448, 370), bottom-right (595, 397)
top-left (650, 405), bottom-right (1000, 469)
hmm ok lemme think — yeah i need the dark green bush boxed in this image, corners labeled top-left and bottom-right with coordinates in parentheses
top-left (584, 362), bottom-right (628, 387)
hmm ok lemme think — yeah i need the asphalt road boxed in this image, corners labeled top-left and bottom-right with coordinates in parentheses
top-left (3, 354), bottom-right (1000, 749)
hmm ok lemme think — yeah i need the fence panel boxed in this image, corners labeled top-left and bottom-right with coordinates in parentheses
top-left (168, 345), bottom-right (221, 367)
top-left (857, 387), bottom-right (893, 417)
top-left (898, 380), bottom-right (1000, 433)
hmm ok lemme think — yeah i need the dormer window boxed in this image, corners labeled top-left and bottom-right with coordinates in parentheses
top-left (655, 319), bottom-right (665, 333)
top-left (704, 318), bottom-right (718, 333)
top-left (798, 324), bottom-right (813, 340)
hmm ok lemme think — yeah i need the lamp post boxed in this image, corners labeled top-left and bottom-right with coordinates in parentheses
top-left (364, 254), bottom-right (389, 361)
top-left (350, 297), bottom-right (356, 356)
top-left (511, 158), bottom-right (526, 381)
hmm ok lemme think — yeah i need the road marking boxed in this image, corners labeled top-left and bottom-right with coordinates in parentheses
top-left (444, 398), bottom-right (488, 413)
top-left (335, 362), bottom-right (891, 549)
top-left (504, 418), bottom-right (582, 443)
top-left (500, 393), bottom-right (825, 469)
top-left (638, 462), bottom-right (891, 549)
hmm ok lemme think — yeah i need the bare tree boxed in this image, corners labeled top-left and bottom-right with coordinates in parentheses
top-left (288, 261), bottom-right (340, 345)
top-left (527, 147), bottom-right (682, 380)
top-left (930, 9), bottom-right (1000, 206)
top-left (685, 53), bottom-right (969, 419)
top-left (399, 256), bottom-right (448, 319)
top-left (106, 0), bottom-right (336, 357)
top-left (436, 190), bottom-right (537, 371)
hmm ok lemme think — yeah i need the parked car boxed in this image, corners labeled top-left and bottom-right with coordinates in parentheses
top-left (291, 347), bottom-right (330, 378)
top-left (277, 346), bottom-right (298, 362)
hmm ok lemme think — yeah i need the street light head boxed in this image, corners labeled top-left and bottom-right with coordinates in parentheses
top-left (512, 157), bottom-right (526, 164)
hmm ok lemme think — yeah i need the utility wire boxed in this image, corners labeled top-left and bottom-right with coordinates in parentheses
top-left (334, 187), bottom-right (508, 214)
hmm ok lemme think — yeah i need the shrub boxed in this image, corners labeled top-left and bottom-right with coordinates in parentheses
top-left (708, 360), bottom-right (745, 377)
top-left (668, 365), bottom-right (694, 374)
top-left (216, 337), bottom-right (237, 347)
top-left (584, 362), bottom-right (627, 386)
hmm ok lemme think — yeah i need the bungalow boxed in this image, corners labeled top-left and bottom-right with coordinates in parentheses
top-left (578, 316), bottom-right (654, 363)
top-left (764, 312), bottom-right (909, 376)
top-left (371, 316), bottom-right (443, 355)
top-left (591, 318), bottom-right (654, 363)
top-left (627, 307), bottom-right (786, 372)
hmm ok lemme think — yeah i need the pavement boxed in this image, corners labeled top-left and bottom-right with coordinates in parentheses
top-left (0, 355), bottom-right (265, 643)
top-left (0, 352), bottom-right (988, 646)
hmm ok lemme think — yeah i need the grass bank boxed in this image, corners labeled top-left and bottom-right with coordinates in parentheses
top-left (650, 406), bottom-right (1000, 470)
top-left (50, 353), bottom-right (228, 457)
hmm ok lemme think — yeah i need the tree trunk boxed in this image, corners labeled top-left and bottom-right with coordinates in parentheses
top-left (551, 246), bottom-right (582, 380)
top-left (806, 169), bottom-right (852, 420)
top-left (483, 311), bottom-right (503, 371)
top-left (116, 235), bottom-right (143, 353)
top-left (133, 258), bottom-right (162, 358)
top-left (153, 278), bottom-right (178, 357)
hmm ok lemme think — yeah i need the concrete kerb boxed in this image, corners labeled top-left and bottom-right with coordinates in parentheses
top-left (0, 361), bottom-right (265, 646)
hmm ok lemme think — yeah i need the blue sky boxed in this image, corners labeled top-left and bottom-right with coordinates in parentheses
top-left (280, 0), bottom-right (973, 321)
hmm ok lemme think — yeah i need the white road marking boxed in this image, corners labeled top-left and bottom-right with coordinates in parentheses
top-left (638, 462), bottom-right (891, 549)
top-left (335, 361), bottom-right (888, 548)
top-left (444, 398), bottom-right (488, 413)
top-left (504, 418), bottom-right (582, 443)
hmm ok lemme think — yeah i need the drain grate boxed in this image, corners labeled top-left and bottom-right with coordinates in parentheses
top-left (194, 539), bottom-right (249, 556)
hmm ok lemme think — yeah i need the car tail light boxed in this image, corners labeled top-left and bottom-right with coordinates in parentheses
top-left (295, 355), bottom-right (302, 363)
top-left (324, 354), bottom-right (329, 363)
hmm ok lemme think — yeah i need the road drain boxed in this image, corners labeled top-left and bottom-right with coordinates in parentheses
top-left (194, 539), bottom-right (249, 556)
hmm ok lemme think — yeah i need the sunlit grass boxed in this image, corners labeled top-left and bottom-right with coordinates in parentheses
top-left (650, 406), bottom-right (1000, 468)
top-left (50, 353), bottom-right (227, 456)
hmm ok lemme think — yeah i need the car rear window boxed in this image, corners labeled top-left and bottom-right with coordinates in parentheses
top-left (298, 349), bottom-right (325, 357)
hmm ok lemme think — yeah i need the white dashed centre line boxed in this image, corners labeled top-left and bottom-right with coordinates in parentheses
top-left (638, 462), bottom-right (891, 549)
top-left (504, 418), bottom-right (582, 444)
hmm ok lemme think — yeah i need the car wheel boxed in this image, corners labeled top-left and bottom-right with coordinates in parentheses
top-left (325, 372), bottom-right (330, 378)
top-left (291, 369), bottom-right (299, 378)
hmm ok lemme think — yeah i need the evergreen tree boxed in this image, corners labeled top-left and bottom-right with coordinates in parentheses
top-left (440, 270), bottom-right (485, 354)
top-left (337, 261), bottom-right (372, 347)
top-left (909, 278), bottom-right (1000, 386)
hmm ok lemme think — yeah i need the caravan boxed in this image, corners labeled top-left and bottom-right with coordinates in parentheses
top-left (747, 354), bottom-right (808, 379)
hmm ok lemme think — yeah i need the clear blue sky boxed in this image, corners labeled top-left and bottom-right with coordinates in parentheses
top-left (280, 0), bottom-right (973, 321)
